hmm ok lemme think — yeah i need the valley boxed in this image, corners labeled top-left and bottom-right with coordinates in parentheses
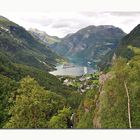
top-left (48, 25), bottom-right (126, 69)
top-left (0, 15), bottom-right (140, 129)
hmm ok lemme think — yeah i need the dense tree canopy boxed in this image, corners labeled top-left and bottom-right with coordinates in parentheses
top-left (48, 107), bottom-right (72, 128)
top-left (4, 76), bottom-right (66, 128)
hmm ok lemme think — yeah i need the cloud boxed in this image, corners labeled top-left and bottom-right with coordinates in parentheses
top-left (52, 23), bottom-right (71, 29)
top-left (1, 11), bottom-right (140, 37)
top-left (109, 11), bottom-right (140, 16)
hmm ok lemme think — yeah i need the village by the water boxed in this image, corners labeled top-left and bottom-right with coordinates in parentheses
top-left (50, 63), bottom-right (99, 94)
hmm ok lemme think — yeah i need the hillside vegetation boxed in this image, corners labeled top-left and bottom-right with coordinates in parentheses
top-left (0, 16), bottom-right (63, 71)
top-left (0, 16), bottom-right (81, 128)
top-left (75, 25), bottom-right (140, 128)
top-left (0, 15), bottom-right (140, 128)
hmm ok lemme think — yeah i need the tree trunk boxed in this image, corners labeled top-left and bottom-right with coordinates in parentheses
top-left (124, 81), bottom-right (132, 128)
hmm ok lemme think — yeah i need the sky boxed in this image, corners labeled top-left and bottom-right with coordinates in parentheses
top-left (0, 0), bottom-right (140, 37)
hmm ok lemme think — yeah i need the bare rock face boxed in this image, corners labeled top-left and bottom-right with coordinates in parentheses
top-left (93, 73), bottom-right (112, 128)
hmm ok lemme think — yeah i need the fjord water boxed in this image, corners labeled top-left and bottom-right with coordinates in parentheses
top-left (49, 64), bottom-right (96, 76)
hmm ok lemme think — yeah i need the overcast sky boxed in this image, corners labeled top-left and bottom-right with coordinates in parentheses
top-left (0, 0), bottom-right (140, 37)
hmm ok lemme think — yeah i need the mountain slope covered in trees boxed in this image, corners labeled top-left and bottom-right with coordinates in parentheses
top-left (0, 16), bottom-right (81, 128)
top-left (50, 25), bottom-right (126, 68)
top-left (116, 24), bottom-right (140, 59)
top-left (0, 16), bottom-right (63, 71)
top-left (75, 24), bottom-right (140, 128)
top-left (0, 15), bottom-right (140, 129)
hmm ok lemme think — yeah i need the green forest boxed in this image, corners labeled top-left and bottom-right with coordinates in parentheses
top-left (0, 15), bottom-right (140, 128)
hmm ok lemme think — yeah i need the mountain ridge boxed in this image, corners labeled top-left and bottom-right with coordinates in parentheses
top-left (0, 16), bottom-right (63, 71)
top-left (49, 25), bottom-right (126, 68)
top-left (116, 24), bottom-right (140, 59)
top-left (29, 28), bottom-right (61, 45)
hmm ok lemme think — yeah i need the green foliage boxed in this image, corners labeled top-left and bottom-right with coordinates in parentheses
top-left (116, 24), bottom-right (140, 59)
top-left (1, 17), bottom-right (140, 129)
top-left (0, 16), bottom-right (63, 71)
top-left (96, 58), bottom-right (130, 128)
top-left (48, 107), bottom-right (72, 128)
top-left (65, 91), bottom-right (82, 109)
top-left (0, 74), bottom-right (17, 127)
top-left (99, 78), bottom-right (129, 128)
top-left (0, 48), bottom-right (81, 128)
top-left (121, 24), bottom-right (140, 48)
top-left (75, 88), bottom-right (98, 128)
top-left (4, 76), bottom-right (65, 128)
top-left (76, 112), bottom-right (93, 128)
top-left (126, 55), bottom-right (140, 128)
top-left (0, 50), bottom-right (77, 96)
top-left (97, 50), bottom-right (140, 128)
top-left (117, 47), bottom-right (134, 60)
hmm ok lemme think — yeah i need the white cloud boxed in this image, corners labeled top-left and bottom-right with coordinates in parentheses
top-left (0, 0), bottom-right (140, 37)
top-left (1, 11), bottom-right (140, 37)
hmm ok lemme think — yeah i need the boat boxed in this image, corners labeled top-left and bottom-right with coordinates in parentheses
top-left (63, 63), bottom-right (75, 69)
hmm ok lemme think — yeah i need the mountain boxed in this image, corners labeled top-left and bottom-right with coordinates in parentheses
top-left (1, 15), bottom-right (140, 129)
top-left (49, 25), bottom-right (126, 68)
top-left (0, 15), bottom-right (71, 99)
top-left (93, 25), bottom-right (140, 128)
top-left (120, 24), bottom-right (140, 47)
top-left (0, 16), bottom-right (81, 128)
top-left (116, 24), bottom-right (140, 59)
top-left (75, 24), bottom-right (140, 128)
top-left (29, 28), bottom-right (60, 45)
top-left (0, 16), bottom-right (63, 71)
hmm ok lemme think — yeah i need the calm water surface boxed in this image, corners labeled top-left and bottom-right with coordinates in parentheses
top-left (49, 64), bottom-right (96, 76)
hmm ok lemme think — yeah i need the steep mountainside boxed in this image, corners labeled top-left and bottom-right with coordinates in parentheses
top-left (50, 25), bottom-right (126, 67)
top-left (0, 16), bottom-right (82, 128)
top-left (96, 25), bottom-right (140, 128)
top-left (0, 16), bottom-right (63, 71)
top-left (75, 24), bottom-right (140, 128)
top-left (29, 28), bottom-right (60, 45)
top-left (1, 15), bottom-right (140, 129)
top-left (120, 24), bottom-right (140, 47)
top-left (116, 24), bottom-right (140, 59)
